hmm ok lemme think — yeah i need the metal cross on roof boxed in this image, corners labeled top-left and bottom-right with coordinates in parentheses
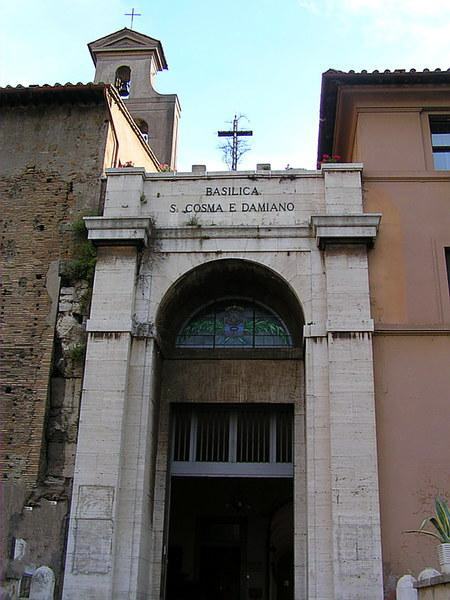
top-left (125, 8), bottom-right (142, 29)
top-left (218, 115), bottom-right (253, 171)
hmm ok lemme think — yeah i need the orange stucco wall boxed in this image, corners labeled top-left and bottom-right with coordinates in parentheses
top-left (365, 180), bottom-right (450, 325)
top-left (355, 111), bottom-right (426, 171)
top-left (373, 334), bottom-right (450, 589)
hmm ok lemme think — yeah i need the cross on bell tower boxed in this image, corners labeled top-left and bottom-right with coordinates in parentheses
top-left (124, 8), bottom-right (142, 29)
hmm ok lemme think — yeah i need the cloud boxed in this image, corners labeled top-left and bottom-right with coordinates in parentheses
top-left (300, 0), bottom-right (450, 16)
top-left (298, 0), bottom-right (450, 67)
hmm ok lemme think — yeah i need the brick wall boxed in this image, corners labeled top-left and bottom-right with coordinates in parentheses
top-left (0, 98), bottom-right (108, 593)
top-left (0, 101), bottom-right (107, 486)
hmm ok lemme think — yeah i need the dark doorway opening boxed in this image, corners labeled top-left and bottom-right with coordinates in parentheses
top-left (198, 536), bottom-right (242, 600)
top-left (166, 477), bottom-right (293, 600)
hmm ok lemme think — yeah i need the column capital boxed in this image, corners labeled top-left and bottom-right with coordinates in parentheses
top-left (310, 214), bottom-right (381, 249)
top-left (84, 216), bottom-right (152, 247)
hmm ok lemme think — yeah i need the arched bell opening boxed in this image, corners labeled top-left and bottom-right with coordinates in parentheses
top-left (153, 259), bottom-right (306, 600)
top-left (114, 65), bottom-right (131, 98)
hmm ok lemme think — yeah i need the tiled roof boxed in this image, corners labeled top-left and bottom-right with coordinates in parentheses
top-left (3, 82), bottom-right (90, 87)
top-left (0, 82), bottom-right (103, 90)
top-left (0, 82), bottom-right (106, 106)
top-left (323, 68), bottom-right (450, 75)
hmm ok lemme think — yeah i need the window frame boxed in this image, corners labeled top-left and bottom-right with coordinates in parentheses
top-left (429, 115), bottom-right (450, 170)
top-left (445, 247), bottom-right (450, 296)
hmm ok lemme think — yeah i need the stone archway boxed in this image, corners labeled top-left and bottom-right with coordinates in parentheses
top-left (151, 258), bottom-right (306, 600)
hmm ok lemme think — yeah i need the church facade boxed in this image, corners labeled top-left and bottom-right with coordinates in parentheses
top-left (1, 26), bottom-right (450, 600)
top-left (61, 163), bottom-right (383, 600)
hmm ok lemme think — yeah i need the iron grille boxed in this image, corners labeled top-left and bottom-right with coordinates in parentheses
top-left (236, 410), bottom-right (270, 463)
top-left (173, 409), bottom-right (191, 462)
top-left (171, 406), bottom-right (293, 477)
top-left (276, 410), bottom-right (293, 463)
top-left (196, 410), bottom-right (230, 462)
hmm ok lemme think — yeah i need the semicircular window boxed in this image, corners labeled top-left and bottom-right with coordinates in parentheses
top-left (176, 300), bottom-right (292, 348)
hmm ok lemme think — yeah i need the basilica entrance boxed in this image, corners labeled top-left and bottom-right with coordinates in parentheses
top-left (166, 477), bottom-right (293, 600)
top-left (165, 405), bottom-right (294, 600)
top-left (156, 259), bottom-right (305, 600)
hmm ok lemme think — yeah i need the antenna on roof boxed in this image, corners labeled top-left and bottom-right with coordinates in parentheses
top-left (124, 8), bottom-right (142, 29)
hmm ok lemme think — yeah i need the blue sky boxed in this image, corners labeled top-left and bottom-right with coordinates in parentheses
top-left (1, 0), bottom-right (449, 171)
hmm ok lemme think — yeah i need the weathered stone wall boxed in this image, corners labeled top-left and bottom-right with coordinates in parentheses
top-left (0, 100), bottom-right (109, 597)
top-left (162, 359), bottom-right (302, 405)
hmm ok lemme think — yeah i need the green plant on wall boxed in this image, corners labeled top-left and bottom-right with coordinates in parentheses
top-left (186, 215), bottom-right (200, 227)
top-left (78, 289), bottom-right (92, 315)
top-left (68, 343), bottom-right (86, 362)
top-left (61, 217), bottom-right (97, 283)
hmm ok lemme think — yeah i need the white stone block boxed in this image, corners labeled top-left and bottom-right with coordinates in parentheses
top-left (396, 574), bottom-right (418, 600)
top-left (30, 566), bottom-right (55, 600)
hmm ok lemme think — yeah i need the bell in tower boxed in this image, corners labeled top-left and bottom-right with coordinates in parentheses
top-left (88, 27), bottom-right (180, 169)
top-left (114, 66), bottom-right (131, 98)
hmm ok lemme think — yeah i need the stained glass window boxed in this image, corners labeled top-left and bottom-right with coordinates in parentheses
top-left (176, 300), bottom-right (291, 348)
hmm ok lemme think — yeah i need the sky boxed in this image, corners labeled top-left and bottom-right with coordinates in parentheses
top-left (1, 0), bottom-right (450, 172)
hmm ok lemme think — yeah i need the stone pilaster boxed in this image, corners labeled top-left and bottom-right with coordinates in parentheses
top-left (325, 245), bottom-right (383, 600)
top-left (111, 338), bottom-right (160, 599)
top-left (304, 333), bottom-right (335, 600)
top-left (62, 218), bottom-right (152, 600)
top-left (307, 164), bottom-right (383, 599)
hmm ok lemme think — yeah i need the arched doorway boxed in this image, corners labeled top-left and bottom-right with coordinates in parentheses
top-left (154, 259), bottom-right (305, 600)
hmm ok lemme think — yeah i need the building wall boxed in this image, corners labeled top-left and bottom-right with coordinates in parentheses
top-left (373, 334), bottom-right (450, 582)
top-left (368, 178), bottom-right (450, 594)
top-left (0, 98), bottom-right (111, 596)
top-left (335, 87), bottom-right (449, 171)
top-left (364, 179), bottom-right (450, 324)
top-left (0, 100), bottom-right (109, 479)
top-left (353, 110), bottom-right (425, 171)
top-left (336, 85), bottom-right (450, 596)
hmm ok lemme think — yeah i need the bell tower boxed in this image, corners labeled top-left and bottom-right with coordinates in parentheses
top-left (88, 28), bottom-right (180, 168)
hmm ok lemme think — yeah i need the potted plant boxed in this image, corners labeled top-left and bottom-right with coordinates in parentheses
top-left (405, 496), bottom-right (450, 574)
top-left (317, 153), bottom-right (342, 168)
